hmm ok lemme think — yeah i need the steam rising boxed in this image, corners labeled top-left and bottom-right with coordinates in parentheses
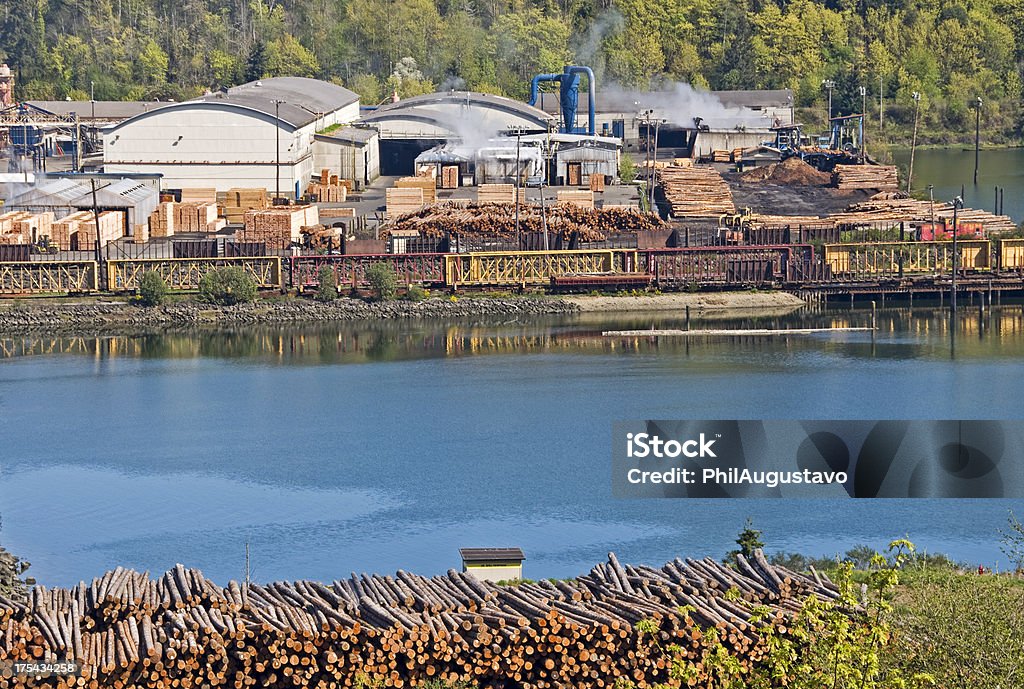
top-left (603, 82), bottom-right (769, 129)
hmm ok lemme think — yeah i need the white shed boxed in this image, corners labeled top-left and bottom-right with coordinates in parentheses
top-left (102, 77), bottom-right (362, 197)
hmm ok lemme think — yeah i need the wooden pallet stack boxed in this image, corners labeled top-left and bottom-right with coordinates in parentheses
top-left (224, 188), bottom-right (269, 224)
top-left (179, 188), bottom-right (218, 204)
top-left (658, 165), bottom-right (737, 217)
top-left (0, 551), bottom-right (841, 689)
top-left (148, 202), bottom-right (176, 238)
top-left (833, 164), bottom-right (899, 190)
top-left (241, 205), bottom-right (319, 249)
top-left (386, 187), bottom-right (425, 219)
top-left (556, 189), bottom-right (595, 209)
top-left (72, 210), bottom-right (123, 250)
top-left (477, 184), bottom-right (526, 205)
top-left (396, 176), bottom-right (437, 204)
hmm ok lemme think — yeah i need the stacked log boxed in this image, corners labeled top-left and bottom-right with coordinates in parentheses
top-left (833, 164), bottom-right (899, 191)
top-left (224, 188), bottom-right (269, 224)
top-left (658, 165), bottom-right (736, 217)
top-left (556, 190), bottom-right (595, 209)
top-left (396, 177), bottom-right (437, 204)
top-left (379, 202), bottom-right (664, 243)
top-left (386, 188), bottom-right (425, 219)
top-left (0, 551), bottom-right (840, 689)
top-left (241, 206), bottom-right (319, 249)
top-left (301, 225), bottom-right (344, 251)
top-left (832, 196), bottom-right (1016, 233)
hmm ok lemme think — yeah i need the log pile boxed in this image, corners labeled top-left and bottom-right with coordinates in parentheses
top-left (556, 190), bottom-right (595, 209)
top-left (832, 196), bottom-right (1017, 233)
top-left (396, 177), bottom-right (437, 204)
top-left (301, 225), bottom-right (344, 251)
top-left (380, 202), bottom-right (664, 243)
top-left (832, 164), bottom-right (899, 191)
top-left (241, 206), bottom-right (319, 249)
top-left (224, 188), bottom-right (269, 225)
top-left (0, 550), bottom-right (840, 689)
top-left (658, 165), bottom-right (736, 217)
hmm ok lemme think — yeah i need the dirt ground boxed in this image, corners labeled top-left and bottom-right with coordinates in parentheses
top-left (722, 171), bottom-right (873, 217)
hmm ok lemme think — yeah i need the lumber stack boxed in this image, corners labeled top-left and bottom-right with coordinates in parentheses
top-left (73, 210), bottom-right (123, 250)
top-left (477, 184), bottom-right (526, 205)
top-left (589, 174), bottom-right (605, 193)
top-left (319, 207), bottom-right (356, 219)
top-left (441, 165), bottom-right (459, 189)
top-left (51, 211), bottom-right (93, 249)
top-left (833, 164), bottom-right (899, 191)
top-left (224, 188), bottom-right (269, 224)
top-left (240, 205), bottom-right (319, 249)
top-left (174, 202), bottom-right (220, 233)
top-left (710, 149), bottom-right (731, 163)
top-left (179, 188), bottom-right (217, 204)
top-left (148, 202), bottom-right (175, 238)
top-left (0, 551), bottom-right (840, 689)
top-left (132, 224), bottom-right (149, 244)
top-left (307, 182), bottom-right (348, 203)
top-left (386, 188), bottom-right (424, 219)
top-left (396, 176), bottom-right (437, 204)
top-left (380, 202), bottom-right (664, 243)
top-left (658, 165), bottom-right (736, 217)
top-left (556, 190), bottom-right (595, 209)
top-left (0, 211), bottom-right (54, 245)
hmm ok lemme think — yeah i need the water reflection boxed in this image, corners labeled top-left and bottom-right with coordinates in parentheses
top-left (3, 306), bottom-right (1024, 363)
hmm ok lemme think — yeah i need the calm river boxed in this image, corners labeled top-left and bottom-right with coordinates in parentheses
top-left (2, 307), bottom-right (1023, 587)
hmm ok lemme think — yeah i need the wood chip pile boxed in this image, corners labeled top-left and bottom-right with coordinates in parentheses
top-left (380, 202), bottom-right (664, 243)
top-left (240, 206), bottom-right (320, 249)
top-left (832, 165), bottom-right (899, 191)
top-left (0, 550), bottom-right (840, 689)
top-left (739, 158), bottom-right (833, 186)
top-left (658, 165), bottom-right (737, 217)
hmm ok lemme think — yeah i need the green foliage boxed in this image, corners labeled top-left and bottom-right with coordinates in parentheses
top-left (619, 152), bottom-right (636, 184)
top-left (198, 267), bottom-right (258, 305)
top-left (724, 517), bottom-right (765, 566)
top-left (314, 266), bottom-right (339, 302)
top-left (1000, 510), bottom-right (1024, 571)
top-left (365, 262), bottom-right (398, 302)
top-left (404, 285), bottom-right (428, 302)
top-left (137, 270), bottom-right (169, 307)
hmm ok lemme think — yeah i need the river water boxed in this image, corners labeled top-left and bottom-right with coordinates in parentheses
top-left (892, 147), bottom-right (1024, 222)
top-left (2, 307), bottom-right (1024, 587)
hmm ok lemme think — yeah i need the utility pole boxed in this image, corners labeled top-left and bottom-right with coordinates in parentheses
top-left (973, 96), bottom-right (982, 185)
top-left (879, 74), bottom-right (884, 131)
top-left (514, 129), bottom-right (522, 248)
top-left (860, 86), bottom-right (867, 160)
top-left (907, 91), bottom-right (920, 194)
top-left (952, 195), bottom-right (963, 314)
top-left (822, 79), bottom-right (835, 123)
top-left (928, 184), bottom-right (935, 229)
top-left (649, 119), bottom-right (664, 213)
top-left (273, 99), bottom-right (284, 202)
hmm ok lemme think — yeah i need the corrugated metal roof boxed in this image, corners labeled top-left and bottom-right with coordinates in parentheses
top-left (460, 548), bottom-right (526, 562)
top-left (26, 101), bottom-right (157, 121)
top-left (6, 178), bottom-right (90, 206)
top-left (314, 126), bottom-right (378, 144)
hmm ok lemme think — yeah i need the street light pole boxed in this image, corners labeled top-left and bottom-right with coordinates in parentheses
top-left (973, 96), bottom-right (982, 185)
top-left (907, 91), bottom-right (920, 194)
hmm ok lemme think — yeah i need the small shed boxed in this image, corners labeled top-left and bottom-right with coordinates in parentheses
top-left (459, 548), bottom-right (526, 583)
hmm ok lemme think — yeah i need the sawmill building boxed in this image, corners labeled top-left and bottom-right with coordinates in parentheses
top-left (102, 77), bottom-right (374, 195)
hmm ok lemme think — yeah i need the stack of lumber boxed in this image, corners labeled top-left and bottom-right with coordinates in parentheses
top-left (133, 224), bottom-right (149, 244)
top-left (833, 164), bottom-right (899, 190)
top-left (174, 202), bottom-right (220, 233)
top-left (589, 174), bottom-right (605, 193)
top-left (440, 165), bottom-right (459, 189)
top-left (658, 165), bottom-right (737, 217)
top-left (731, 148), bottom-right (743, 163)
top-left (832, 196), bottom-right (1016, 233)
top-left (556, 190), bottom-right (595, 209)
top-left (319, 207), bottom-right (356, 219)
top-left (0, 550), bottom-right (841, 689)
top-left (380, 202), bottom-right (664, 243)
top-left (73, 210), bottom-right (123, 249)
top-left (240, 205), bottom-right (319, 248)
top-left (478, 184), bottom-right (526, 205)
top-left (672, 158), bottom-right (694, 167)
top-left (0, 211), bottom-right (54, 245)
top-left (396, 176), bottom-right (437, 204)
top-left (51, 211), bottom-right (94, 249)
top-left (710, 149), bottom-right (731, 163)
top-left (148, 202), bottom-right (175, 238)
top-left (307, 182), bottom-right (348, 203)
top-left (224, 188), bottom-right (269, 224)
top-left (179, 188), bottom-right (217, 204)
top-left (386, 188), bottom-right (424, 219)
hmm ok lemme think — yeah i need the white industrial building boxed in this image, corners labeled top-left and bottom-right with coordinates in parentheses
top-left (103, 77), bottom-right (373, 195)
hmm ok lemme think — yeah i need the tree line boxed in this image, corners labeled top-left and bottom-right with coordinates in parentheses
top-left (1, 0), bottom-right (1021, 141)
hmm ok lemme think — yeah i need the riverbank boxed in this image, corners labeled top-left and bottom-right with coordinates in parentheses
top-left (564, 291), bottom-right (805, 312)
top-left (0, 292), bottom-right (807, 331)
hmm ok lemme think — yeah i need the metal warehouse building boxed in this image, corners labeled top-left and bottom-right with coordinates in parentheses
top-left (5, 176), bottom-right (158, 236)
top-left (102, 77), bottom-right (370, 196)
top-left (359, 92), bottom-right (554, 175)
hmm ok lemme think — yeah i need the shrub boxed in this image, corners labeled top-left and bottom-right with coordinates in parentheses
top-left (619, 151), bottom-right (636, 184)
top-left (405, 284), bottom-right (428, 301)
top-left (365, 262), bottom-right (398, 301)
top-left (137, 270), bottom-right (169, 306)
top-left (198, 267), bottom-right (257, 305)
top-left (315, 265), bottom-right (339, 302)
